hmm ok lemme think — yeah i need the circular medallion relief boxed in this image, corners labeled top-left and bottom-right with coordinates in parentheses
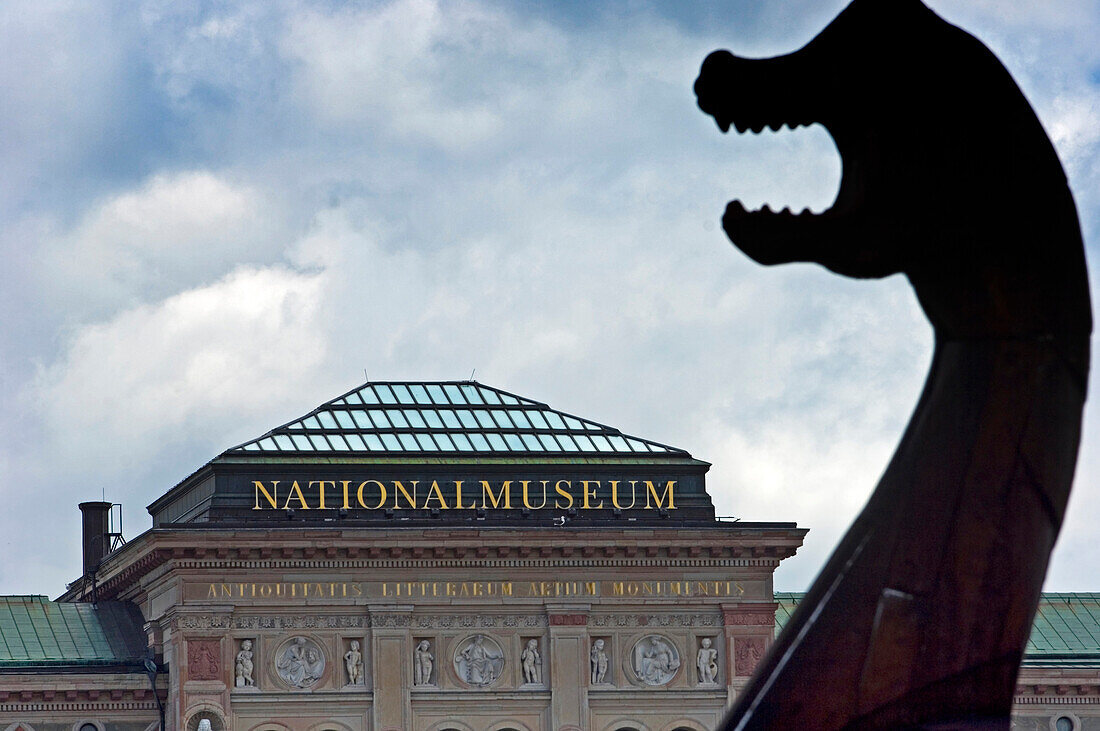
top-left (453, 634), bottom-right (505, 686)
top-left (630, 634), bottom-right (681, 686)
top-left (274, 636), bottom-right (326, 688)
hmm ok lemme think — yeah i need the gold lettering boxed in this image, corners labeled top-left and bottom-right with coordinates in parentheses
top-left (554, 480), bottom-right (574, 509)
top-left (521, 480), bottom-right (547, 510)
top-left (340, 480), bottom-right (353, 510)
top-left (260, 584), bottom-right (272, 598)
top-left (644, 480), bottom-right (676, 509)
top-left (481, 480), bottom-right (512, 509)
top-left (581, 480), bottom-right (603, 509)
top-left (393, 480), bottom-right (418, 509)
top-left (454, 480), bottom-right (475, 509)
top-left (358, 480), bottom-right (386, 509)
top-left (423, 481), bottom-right (449, 510)
top-left (282, 481), bottom-right (310, 510)
top-left (309, 480), bottom-right (335, 509)
top-left (253, 480), bottom-right (279, 510)
top-left (612, 582), bottom-right (625, 596)
top-left (207, 583), bottom-right (217, 598)
top-left (501, 582), bottom-right (513, 597)
top-left (220, 583), bottom-right (231, 598)
top-left (586, 581), bottom-right (597, 595)
top-left (611, 480), bottom-right (636, 510)
top-left (352, 583), bottom-right (363, 596)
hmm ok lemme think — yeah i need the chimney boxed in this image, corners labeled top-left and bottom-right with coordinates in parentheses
top-left (79, 501), bottom-right (113, 576)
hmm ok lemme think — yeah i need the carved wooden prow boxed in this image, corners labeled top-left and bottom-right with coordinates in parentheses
top-left (694, 0), bottom-right (1091, 727)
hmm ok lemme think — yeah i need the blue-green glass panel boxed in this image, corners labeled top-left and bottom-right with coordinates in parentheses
top-left (409, 384), bottom-right (432, 404)
top-left (544, 411), bottom-right (567, 429)
top-left (386, 409), bottom-right (410, 428)
top-left (451, 433), bottom-right (474, 451)
top-left (303, 416), bottom-right (321, 429)
top-left (487, 433), bottom-right (508, 450)
top-left (456, 410), bottom-right (478, 428)
top-left (479, 387), bottom-right (502, 405)
top-left (328, 434), bottom-right (350, 451)
top-left (460, 384), bottom-right (484, 404)
top-left (555, 434), bottom-right (579, 450)
top-left (591, 435), bottom-right (614, 452)
top-left (274, 435), bottom-right (295, 450)
top-left (504, 434), bottom-right (525, 450)
top-left (433, 433), bottom-right (456, 450)
top-left (291, 434), bottom-right (314, 450)
top-left (537, 434), bottom-right (561, 450)
top-left (351, 410), bottom-right (371, 428)
top-left (405, 410), bottom-right (427, 428)
top-left (316, 411), bottom-right (338, 429)
top-left (334, 411), bottom-right (355, 429)
top-left (443, 384), bottom-right (466, 403)
top-left (509, 411), bottom-right (532, 428)
top-left (426, 384), bottom-right (448, 404)
top-left (368, 410), bottom-right (390, 428)
top-left (376, 385), bottom-right (398, 404)
top-left (499, 392), bottom-right (520, 405)
top-left (415, 433), bottom-right (437, 450)
top-left (359, 388), bottom-right (380, 404)
top-left (608, 436), bottom-right (630, 451)
top-left (474, 411), bottom-right (495, 429)
top-left (344, 392), bottom-right (363, 405)
top-left (422, 410), bottom-right (444, 429)
top-left (242, 443), bottom-right (261, 451)
top-left (469, 433), bottom-right (491, 451)
top-left (344, 433), bottom-right (367, 450)
top-left (562, 415), bottom-right (584, 430)
top-left (308, 434), bottom-right (331, 449)
top-left (574, 435), bottom-right (597, 451)
top-left (491, 410), bottom-right (514, 428)
top-left (439, 410), bottom-right (461, 428)
top-left (381, 433), bottom-right (402, 450)
top-left (527, 411), bottom-right (549, 429)
top-left (392, 384), bottom-right (415, 404)
top-left (364, 434), bottom-right (386, 450)
top-left (286, 421), bottom-right (305, 430)
top-left (520, 434), bottom-right (541, 450)
top-left (398, 433), bottom-right (419, 450)
top-left (626, 438), bottom-right (651, 452)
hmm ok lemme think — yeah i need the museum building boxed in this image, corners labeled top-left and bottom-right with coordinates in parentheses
top-left (0, 381), bottom-right (1098, 731)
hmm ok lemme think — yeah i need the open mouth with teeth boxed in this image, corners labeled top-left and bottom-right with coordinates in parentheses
top-left (693, 45), bottom-right (878, 274)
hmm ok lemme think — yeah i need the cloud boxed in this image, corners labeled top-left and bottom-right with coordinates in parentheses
top-left (30, 263), bottom-right (327, 475)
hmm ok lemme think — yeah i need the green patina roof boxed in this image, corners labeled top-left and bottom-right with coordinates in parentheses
top-left (0, 596), bottom-right (147, 669)
top-left (774, 592), bottom-right (1100, 667)
top-left (228, 380), bottom-right (689, 458)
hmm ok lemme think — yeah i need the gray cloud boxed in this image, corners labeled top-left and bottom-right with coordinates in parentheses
top-left (0, 0), bottom-right (1096, 596)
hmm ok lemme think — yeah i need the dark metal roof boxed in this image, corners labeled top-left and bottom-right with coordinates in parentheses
top-left (774, 592), bottom-right (1100, 667)
top-left (228, 381), bottom-right (689, 458)
top-left (0, 596), bottom-right (147, 669)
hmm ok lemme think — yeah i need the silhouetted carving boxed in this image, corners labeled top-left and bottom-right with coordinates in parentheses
top-left (695, 1), bottom-right (1091, 728)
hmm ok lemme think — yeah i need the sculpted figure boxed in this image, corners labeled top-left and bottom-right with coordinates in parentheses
top-left (234, 639), bottom-right (254, 687)
top-left (521, 638), bottom-right (542, 684)
top-left (414, 640), bottom-right (434, 686)
top-left (695, 0), bottom-right (1091, 727)
top-left (590, 639), bottom-right (608, 684)
top-left (197, 721), bottom-right (213, 731)
top-left (697, 638), bottom-right (718, 684)
top-left (276, 637), bottom-right (324, 688)
top-left (344, 640), bottom-right (363, 685)
top-left (455, 634), bottom-right (503, 686)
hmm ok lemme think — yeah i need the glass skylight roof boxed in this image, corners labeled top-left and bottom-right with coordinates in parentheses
top-left (230, 381), bottom-right (687, 457)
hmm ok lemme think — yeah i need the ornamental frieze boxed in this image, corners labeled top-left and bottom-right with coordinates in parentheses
top-left (589, 613), bottom-right (721, 628)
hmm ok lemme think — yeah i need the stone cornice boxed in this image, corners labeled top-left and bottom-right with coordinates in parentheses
top-left (67, 527), bottom-right (804, 601)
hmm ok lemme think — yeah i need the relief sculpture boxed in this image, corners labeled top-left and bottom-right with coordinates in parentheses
top-left (631, 635), bottom-right (680, 686)
top-left (275, 636), bottom-right (325, 688)
top-left (454, 634), bottom-right (504, 686)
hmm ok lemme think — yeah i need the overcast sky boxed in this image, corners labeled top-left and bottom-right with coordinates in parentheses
top-left (1, 0), bottom-right (1098, 597)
